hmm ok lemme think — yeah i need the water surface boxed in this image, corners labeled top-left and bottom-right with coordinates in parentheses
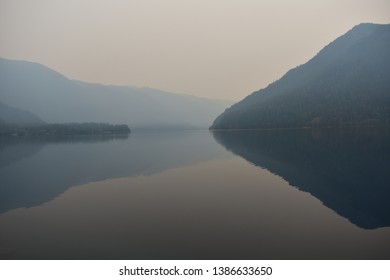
top-left (0, 129), bottom-right (389, 259)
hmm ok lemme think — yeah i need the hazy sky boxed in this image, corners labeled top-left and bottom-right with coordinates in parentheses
top-left (1, 0), bottom-right (389, 100)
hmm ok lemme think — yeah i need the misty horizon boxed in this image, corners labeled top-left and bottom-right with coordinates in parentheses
top-left (1, 0), bottom-right (390, 100)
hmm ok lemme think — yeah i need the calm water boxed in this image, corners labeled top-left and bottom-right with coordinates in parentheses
top-left (0, 129), bottom-right (389, 259)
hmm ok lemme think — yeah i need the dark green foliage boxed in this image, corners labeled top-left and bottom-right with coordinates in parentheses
top-left (0, 122), bottom-right (130, 136)
top-left (211, 23), bottom-right (390, 129)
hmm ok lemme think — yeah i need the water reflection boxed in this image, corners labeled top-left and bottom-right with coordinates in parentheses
top-left (0, 130), bottom-right (389, 260)
top-left (1, 155), bottom-right (389, 259)
top-left (0, 131), bottom-right (230, 213)
top-left (212, 128), bottom-right (390, 229)
top-left (0, 134), bottom-right (128, 168)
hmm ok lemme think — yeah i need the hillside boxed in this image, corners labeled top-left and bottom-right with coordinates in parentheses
top-left (0, 102), bottom-right (44, 125)
top-left (0, 58), bottom-right (233, 130)
top-left (211, 23), bottom-right (390, 129)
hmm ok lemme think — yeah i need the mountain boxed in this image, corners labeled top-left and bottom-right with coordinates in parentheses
top-left (211, 23), bottom-right (390, 129)
top-left (0, 102), bottom-right (44, 125)
top-left (0, 58), bottom-right (233, 130)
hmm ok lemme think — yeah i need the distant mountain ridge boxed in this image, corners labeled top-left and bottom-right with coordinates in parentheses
top-left (0, 58), bottom-right (234, 130)
top-left (0, 102), bottom-right (44, 125)
top-left (211, 23), bottom-right (390, 129)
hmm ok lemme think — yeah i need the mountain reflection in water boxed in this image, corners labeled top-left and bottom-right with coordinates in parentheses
top-left (0, 131), bottom-right (230, 213)
top-left (212, 128), bottom-right (390, 229)
top-left (0, 130), bottom-right (389, 260)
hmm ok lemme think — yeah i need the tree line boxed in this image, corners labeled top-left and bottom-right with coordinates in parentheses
top-left (0, 122), bottom-right (131, 136)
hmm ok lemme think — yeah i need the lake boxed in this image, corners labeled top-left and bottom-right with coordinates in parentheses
top-left (0, 128), bottom-right (389, 259)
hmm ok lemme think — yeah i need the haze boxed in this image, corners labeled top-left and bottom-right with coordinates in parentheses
top-left (1, 0), bottom-right (389, 100)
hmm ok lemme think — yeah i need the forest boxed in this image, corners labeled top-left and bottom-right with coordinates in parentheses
top-left (0, 122), bottom-right (130, 136)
